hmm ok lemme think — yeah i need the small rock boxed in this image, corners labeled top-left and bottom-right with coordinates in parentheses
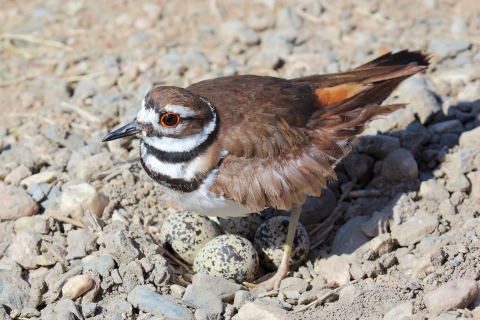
top-left (82, 302), bottom-right (97, 318)
top-left (349, 263), bottom-right (366, 280)
top-left (82, 255), bottom-right (116, 277)
top-left (429, 120), bottom-right (463, 134)
top-left (360, 233), bottom-right (394, 257)
top-left (369, 107), bottom-right (416, 132)
top-left (237, 302), bottom-right (289, 320)
top-left (170, 284), bottom-right (186, 299)
top-left (7, 230), bottom-right (41, 269)
top-left (279, 277), bottom-right (308, 294)
top-left (97, 230), bottom-right (139, 264)
top-left (299, 189), bottom-right (336, 226)
top-left (275, 6), bottom-right (302, 28)
top-left (411, 248), bottom-right (445, 279)
top-left (195, 309), bottom-right (221, 320)
top-left (460, 127), bottom-right (480, 149)
top-left (382, 149), bottom-right (418, 182)
top-left (14, 216), bottom-right (49, 234)
top-left (62, 274), bottom-right (93, 299)
top-left (314, 255), bottom-right (350, 286)
top-left (234, 290), bottom-right (258, 309)
top-left (182, 285), bottom-right (224, 314)
top-left (298, 290), bottom-right (318, 305)
top-left (442, 148), bottom-right (480, 174)
top-left (4, 164), bottom-right (32, 184)
top-left (343, 153), bottom-right (375, 181)
top-left (383, 300), bottom-right (414, 320)
top-left (40, 299), bottom-right (82, 320)
top-left (398, 76), bottom-right (440, 124)
top-left (0, 270), bottom-right (30, 311)
top-left (60, 183), bottom-right (109, 220)
top-left (467, 171), bottom-right (480, 200)
top-left (390, 210), bottom-right (438, 246)
top-left (445, 172), bottom-right (470, 192)
top-left (71, 152), bottom-right (113, 182)
top-left (331, 216), bottom-right (371, 259)
top-left (128, 285), bottom-right (193, 319)
top-left (384, 193), bottom-right (418, 226)
top-left (420, 180), bottom-right (450, 203)
top-left (428, 37), bottom-right (470, 60)
top-left (65, 229), bottom-right (98, 259)
top-left (218, 20), bottom-right (260, 46)
top-left (355, 135), bottom-right (400, 159)
top-left (20, 171), bottom-right (56, 188)
top-left (192, 273), bottom-right (243, 303)
top-left (424, 278), bottom-right (478, 315)
top-left (392, 122), bottom-right (431, 154)
top-left (0, 185), bottom-right (39, 220)
top-left (361, 260), bottom-right (384, 278)
top-left (105, 298), bottom-right (133, 316)
top-left (361, 211), bottom-right (390, 237)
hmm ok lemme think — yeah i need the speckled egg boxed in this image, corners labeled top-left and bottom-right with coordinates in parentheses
top-left (217, 208), bottom-right (277, 241)
top-left (253, 216), bottom-right (309, 271)
top-left (193, 234), bottom-right (259, 283)
top-left (160, 210), bottom-right (221, 264)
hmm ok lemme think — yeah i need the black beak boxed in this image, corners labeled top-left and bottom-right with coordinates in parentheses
top-left (102, 120), bottom-right (141, 142)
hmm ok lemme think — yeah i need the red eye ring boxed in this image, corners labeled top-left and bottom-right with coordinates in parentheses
top-left (160, 113), bottom-right (181, 128)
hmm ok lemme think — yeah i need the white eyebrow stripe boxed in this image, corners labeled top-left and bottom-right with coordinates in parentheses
top-left (164, 104), bottom-right (197, 118)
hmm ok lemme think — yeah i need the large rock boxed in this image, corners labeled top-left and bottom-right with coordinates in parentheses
top-left (0, 186), bottom-right (39, 220)
top-left (424, 278), bottom-right (478, 315)
top-left (60, 183), bottom-right (109, 220)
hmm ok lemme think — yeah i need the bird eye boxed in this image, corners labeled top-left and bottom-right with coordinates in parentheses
top-left (160, 113), bottom-right (180, 128)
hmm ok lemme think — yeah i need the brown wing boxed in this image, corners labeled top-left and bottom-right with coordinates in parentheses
top-left (188, 51), bottom-right (430, 212)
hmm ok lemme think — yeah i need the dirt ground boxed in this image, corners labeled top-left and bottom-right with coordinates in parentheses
top-left (0, 0), bottom-right (480, 319)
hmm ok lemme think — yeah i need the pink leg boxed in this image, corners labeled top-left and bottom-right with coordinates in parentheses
top-left (245, 203), bottom-right (303, 291)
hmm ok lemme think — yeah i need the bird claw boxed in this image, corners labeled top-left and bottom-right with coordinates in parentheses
top-left (243, 266), bottom-right (289, 293)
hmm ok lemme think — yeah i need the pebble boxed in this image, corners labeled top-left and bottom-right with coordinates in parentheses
top-left (419, 180), bottom-right (450, 203)
top-left (384, 193), bottom-right (418, 225)
top-left (361, 211), bottom-right (390, 237)
top-left (355, 135), bottom-right (400, 159)
top-left (192, 272), bottom-right (244, 303)
top-left (128, 285), bottom-right (193, 319)
top-left (218, 20), bottom-right (260, 46)
top-left (398, 77), bottom-right (440, 124)
top-left (40, 299), bottom-right (83, 320)
top-left (26, 183), bottom-right (46, 202)
top-left (161, 210), bottom-right (221, 264)
top-left (14, 216), bottom-right (49, 234)
top-left (195, 309), bottom-right (221, 320)
top-left (20, 171), bottom-right (56, 187)
top-left (82, 255), bottom-right (116, 277)
top-left (467, 171), bottom-right (480, 200)
top-left (234, 290), bottom-right (258, 309)
top-left (442, 148), bottom-right (480, 174)
top-left (195, 234), bottom-right (258, 283)
top-left (4, 164), bottom-right (32, 184)
top-left (411, 248), bottom-right (445, 279)
top-left (82, 302), bottom-right (97, 318)
top-left (383, 300), bottom-right (414, 320)
top-left (382, 148), bottom-right (418, 182)
top-left (0, 185), bottom-right (39, 220)
top-left (445, 172), bottom-right (470, 192)
top-left (60, 183), bottom-right (109, 220)
top-left (299, 189), bottom-right (336, 226)
top-left (62, 274), bottom-right (93, 299)
top-left (254, 216), bottom-right (309, 271)
top-left (182, 285), bottom-right (224, 314)
top-left (0, 269), bottom-right (30, 311)
top-left (459, 126), bottom-right (480, 149)
top-left (424, 278), bottom-right (478, 315)
top-left (65, 229), bottom-right (98, 260)
top-left (429, 120), bottom-right (463, 134)
top-left (342, 153), bottom-right (375, 181)
top-left (97, 230), bottom-right (139, 264)
top-left (368, 107), bottom-right (416, 133)
top-left (170, 284), bottom-right (186, 299)
top-left (237, 302), bottom-right (289, 320)
top-left (279, 277), bottom-right (308, 294)
top-left (331, 216), bottom-right (371, 260)
top-left (314, 255), bottom-right (351, 286)
top-left (27, 76), bottom-right (71, 105)
top-left (7, 230), bottom-right (41, 269)
top-left (275, 6), bottom-right (302, 28)
top-left (71, 152), bottom-right (113, 182)
top-left (390, 210), bottom-right (439, 246)
top-left (298, 291), bottom-right (318, 305)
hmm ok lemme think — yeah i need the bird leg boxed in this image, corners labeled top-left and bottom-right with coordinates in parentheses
top-left (245, 203), bottom-right (303, 291)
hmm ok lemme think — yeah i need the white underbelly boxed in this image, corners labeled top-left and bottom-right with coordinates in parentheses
top-left (162, 185), bottom-right (251, 218)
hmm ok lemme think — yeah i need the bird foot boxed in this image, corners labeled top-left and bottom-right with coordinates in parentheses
top-left (244, 264), bottom-right (289, 292)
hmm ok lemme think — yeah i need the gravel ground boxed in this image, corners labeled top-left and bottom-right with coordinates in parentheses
top-left (1, 0), bottom-right (480, 319)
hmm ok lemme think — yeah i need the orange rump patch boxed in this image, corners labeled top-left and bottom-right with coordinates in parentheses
top-left (315, 83), bottom-right (366, 107)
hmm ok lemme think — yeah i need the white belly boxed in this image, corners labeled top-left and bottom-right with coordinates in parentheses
top-left (161, 185), bottom-right (251, 218)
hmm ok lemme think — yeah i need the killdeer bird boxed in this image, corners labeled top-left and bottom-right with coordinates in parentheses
top-left (103, 50), bottom-right (430, 290)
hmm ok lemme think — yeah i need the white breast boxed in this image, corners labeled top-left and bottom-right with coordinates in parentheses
top-left (160, 169), bottom-right (252, 218)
